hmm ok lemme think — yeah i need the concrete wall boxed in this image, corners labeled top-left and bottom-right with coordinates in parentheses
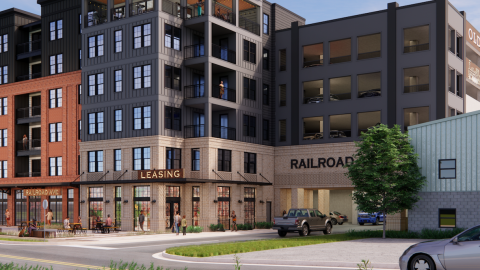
top-left (329, 190), bottom-right (353, 222)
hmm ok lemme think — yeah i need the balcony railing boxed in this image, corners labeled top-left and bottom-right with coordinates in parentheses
top-left (330, 55), bottom-right (351, 64)
top-left (403, 43), bottom-right (429, 53)
top-left (212, 44), bottom-right (236, 64)
top-left (303, 59), bottom-right (323, 68)
top-left (358, 50), bottom-right (381, 60)
top-left (213, 125), bottom-right (236, 140)
top-left (16, 172), bottom-right (41, 178)
top-left (184, 44), bottom-right (205, 59)
top-left (17, 139), bottom-right (41, 151)
top-left (17, 73), bottom-right (41, 82)
top-left (185, 84), bottom-right (205, 99)
top-left (112, 6), bottom-right (126, 21)
top-left (183, 3), bottom-right (204, 19)
top-left (130, 0), bottom-right (154, 17)
top-left (185, 125), bottom-right (205, 138)
top-left (17, 106), bottom-right (41, 119)
top-left (404, 84), bottom-right (430, 93)
top-left (212, 85), bottom-right (236, 102)
top-left (162, 0), bottom-right (181, 17)
top-left (85, 10), bottom-right (107, 28)
top-left (214, 3), bottom-right (235, 25)
top-left (17, 40), bottom-right (41, 55)
top-left (239, 15), bottom-right (260, 35)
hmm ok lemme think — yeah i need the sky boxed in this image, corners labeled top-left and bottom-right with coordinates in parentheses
top-left (1, 0), bottom-right (480, 30)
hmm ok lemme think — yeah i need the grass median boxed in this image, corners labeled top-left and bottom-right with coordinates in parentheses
top-left (0, 237), bottom-right (46, 242)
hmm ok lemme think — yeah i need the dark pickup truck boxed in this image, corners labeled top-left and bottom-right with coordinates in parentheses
top-left (273, 208), bottom-right (332, 237)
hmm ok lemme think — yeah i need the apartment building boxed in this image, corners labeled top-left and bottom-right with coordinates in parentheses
top-left (0, 1), bottom-right (82, 226)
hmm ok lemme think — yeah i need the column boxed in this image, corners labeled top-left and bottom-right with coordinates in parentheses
top-left (317, 189), bottom-right (330, 214)
top-left (62, 187), bottom-right (68, 221)
top-left (291, 188), bottom-right (304, 208)
top-left (204, 102), bottom-right (212, 137)
top-left (303, 189), bottom-right (313, 208)
top-left (204, 0), bottom-right (212, 16)
top-left (351, 190), bottom-right (358, 225)
top-left (204, 22), bottom-right (212, 57)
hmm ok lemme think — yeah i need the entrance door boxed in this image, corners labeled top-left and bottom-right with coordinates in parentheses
top-left (32, 96), bottom-right (41, 116)
top-left (193, 35), bottom-right (205, 57)
top-left (219, 76), bottom-right (228, 100)
top-left (266, 201), bottom-right (271, 223)
top-left (32, 128), bottom-right (41, 148)
top-left (220, 39), bottom-right (228, 61)
top-left (0, 193), bottom-right (7, 225)
top-left (165, 201), bottom-right (180, 229)
top-left (134, 201), bottom-right (151, 231)
top-left (193, 112), bottom-right (205, 137)
top-left (220, 114), bottom-right (228, 139)
top-left (193, 74), bottom-right (205, 97)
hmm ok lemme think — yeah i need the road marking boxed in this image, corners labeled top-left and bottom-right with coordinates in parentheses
top-left (118, 240), bottom-right (220, 249)
top-left (0, 253), bottom-right (108, 270)
top-left (60, 245), bottom-right (118, 250)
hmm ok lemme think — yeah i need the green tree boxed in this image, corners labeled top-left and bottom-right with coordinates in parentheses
top-left (345, 124), bottom-right (426, 238)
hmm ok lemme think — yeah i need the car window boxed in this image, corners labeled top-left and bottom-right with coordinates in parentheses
top-left (287, 210), bottom-right (296, 217)
top-left (334, 211), bottom-right (341, 216)
top-left (317, 210), bottom-right (323, 217)
top-left (309, 210), bottom-right (315, 217)
top-left (329, 212), bottom-right (333, 216)
top-left (458, 226), bottom-right (480, 242)
top-left (288, 209), bottom-right (309, 217)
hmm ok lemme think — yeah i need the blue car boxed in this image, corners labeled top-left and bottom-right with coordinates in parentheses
top-left (357, 212), bottom-right (384, 225)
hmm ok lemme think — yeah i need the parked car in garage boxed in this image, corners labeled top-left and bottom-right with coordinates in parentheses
top-left (357, 212), bottom-right (384, 225)
top-left (273, 208), bottom-right (332, 237)
top-left (329, 211), bottom-right (348, 225)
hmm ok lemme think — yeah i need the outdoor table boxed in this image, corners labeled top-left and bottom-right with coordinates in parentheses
top-left (70, 223), bottom-right (82, 234)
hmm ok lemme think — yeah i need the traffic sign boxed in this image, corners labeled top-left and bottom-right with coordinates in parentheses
top-left (42, 199), bottom-right (48, 210)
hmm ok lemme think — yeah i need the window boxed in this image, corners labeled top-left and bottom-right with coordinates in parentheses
top-left (192, 149), bottom-right (200, 171)
top-left (329, 38), bottom-right (351, 64)
top-left (0, 66), bottom-right (6, 84)
top-left (303, 80), bottom-right (323, 104)
top-left (0, 97), bottom-right (6, 115)
top-left (243, 77), bottom-right (256, 100)
top-left (279, 84), bottom-right (286, 106)
top-left (439, 209), bottom-right (456, 228)
top-left (133, 65), bottom-right (151, 89)
top-left (0, 161), bottom-right (6, 178)
top-left (88, 151), bottom-right (104, 172)
top-left (263, 14), bottom-right (269, 34)
top-left (358, 33), bottom-right (381, 60)
top-left (358, 111), bottom-right (381, 136)
top-left (244, 152), bottom-right (257, 174)
top-left (403, 107), bottom-right (429, 131)
top-left (279, 120), bottom-right (286, 142)
top-left (218, 149), bottom-right (231, 172)
top-left (439, 159), bottom-right (456, 179)
top-left (49, 88), bottom-right (62, 108)
top-left (114, 30), bottom-right (122, 53)
top-left (404, 66), bottom-right (429, 93)
top-left (303, 117), bottom-right (323, 140)
top-left (166, 186), bottom-right (180, 197)
top-left (244, 40), bottom-right (256, 64)
top-left (330, 114), bottom-right (351, 138)
top-left (165, 106), bottom-right (181, 131)
top-left (165, 65), bottom-right (181, 90)
top-left (49, 54), bottom-right (63, 75)
top-left (78, 85), bottom-right (81, 104)
top-left (133, 106), bottom-right (151, 130)
top-left (79, 49), bottom-right (82, 69)
top-left (456, 74), bottom-right (462, 97)
top-left (165, 24), bottom-right (181, 50)
top-left (244, 187), bottom-right (255, 225)
top-left (50, 20), bottom-right (63, 40)
top-left (49, 123), bottom-right (62, 142)
top-left (243, 115), bottom-right (256, 137)
top-left (133, 147), bottom-right (151, 170)
top-left (88, 74), bottom-right (104, 96)
top-left (78, 120), bottom-right (81, 140)
top-left (0, 129), bottom-right (6, 146)
top-left (404, 25), bottom-right (429, 53)
top-left (88, 35), bottom-right (104, 58)
top-left (114, 110), bottom-right (122, 132)
top-left (358, 73), bottom-right (381, 98)
top-left (166, 148), bottom-right (181, 169)
top-left (303, 43), bottom-right (323, 68)
top-left (263, 49), bottom-right (269, 70)
top-left (263, 84), bottom-right (269, 105)
top-left (330, 76), bottom-right (352, 101)
top-left (79, 14), bottom-right (82, 34)
top-left (134, 24), bottom-right (151, 49)
top-left (115, 70), bottom-right (122, 92)
top-left (192, 187), bottom-right (200, 225)
top-left (0, 34), bottom-right (7, 52)
top-left (263, 119), bottom-right (269, 141)
top-left (88, 112), bottom-right (104, 134)
top-left (279, 49), bottom-right (286, 71)
top-left (114, 149), bottom-right (121, 171)
top-left (49, 157), bottom-right (62, 176)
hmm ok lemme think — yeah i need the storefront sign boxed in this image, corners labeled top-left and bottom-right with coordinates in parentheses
top-left (467, 21), bottom-right (480, 49)
top-left (24, 189), bottom-right (61, 196)
top-left (468, 60), bottom-right (480, 86)
top-left (291, 157), bottom-right (354, 169)
top-left (138, 169), bottom-right (185, 179)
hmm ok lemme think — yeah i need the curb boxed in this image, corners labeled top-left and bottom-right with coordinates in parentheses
top-left (160, 251), bottom-right (400, 269)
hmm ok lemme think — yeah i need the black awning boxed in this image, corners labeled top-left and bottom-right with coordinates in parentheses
top-left (73, 178), bottom-right (272, 186)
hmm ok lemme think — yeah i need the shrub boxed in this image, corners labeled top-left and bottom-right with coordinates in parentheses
top-left (237, 224), bottom-right (244, 230)
top-left (254, 222), bottom-right (273, 229)
top-left (346, 228), bottom-right (466, 239)
top-left (186, 226), bottom-right (203, 233)
top-left (244, 223), bottom-right (253, 230)
top-left (209, 224), bottom-right (218, 231)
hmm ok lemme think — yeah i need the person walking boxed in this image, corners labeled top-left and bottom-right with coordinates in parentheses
top-left (175, 211), bottom-right (181, 235)
top-left (231, 211), bottom-right (237, 232)
top-left (5, 209), bottom-right (10, 227)
top-left (181, 215), bottom-right (187, 236)
top-left (45, 209), bottom-right (53, 226)
top-left (139, 210), bottom-right (145, 233)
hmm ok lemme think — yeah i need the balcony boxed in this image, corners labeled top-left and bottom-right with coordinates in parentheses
top-left (239, 15), bottom-right (260, 35)
top-left (111, 7), bottom-right (126, 21)
top-left (184, 84), bottom-right (205, 99)
top-left (184, 3), bottom-right (204, 20)
top-left (404, 84), bottom-right (429, 93)
top-left (85, 10), bottom-right (107, 28)
top-left (212, 85), bottom-right (236, 102)
top-left (185, 125), bottom-right (205, 138)
top-left (17, 73), bottom-right (41, 82)
top-left (16, 40), bottom-right (41, 60)
top-left (403, 43), bottom-right (429, 53)
top-left (213, 3), bottom-right (235, 25)
top-left (16, 172), bottom-right (41, 178)
top-left (17, 106), bottom-right (41, 124)
top-left (17, 139), bottom-right (41, 156)
top-left (212, 44), bottom-right (236, 64)
top-left (213, 125), bottom-right (236, 140)
top-left (184, 44), bottom-right (205, 59)
top-left (129, 0), bottom-right (154, 17)
top-left (162, 0), bottom-right (181, 17)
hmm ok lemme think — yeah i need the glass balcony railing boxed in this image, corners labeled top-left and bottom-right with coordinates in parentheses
top-left (212, 44), bottom-right (236, 64)
top-left (16, 172), bottom-right (41, 177)
top-left (185, 125), bottom-right (205, 138)
top-left (213, 125), bottom-right (236, 140)
top-left (17, 40), bottom-right (41, 55)
top-left (404, 84), bottom-right (429, 93)
top-left (112, 6), bottom-right (126, 21)
top-left (184, 44), bottom-right (205, 59)
top-left (17, 73), bottom-right (41, 82)
top-left (17, 139), bottom-right (41, 152)
top-left (17, 106), bottom-right (41, 119)
top-left (162, 0), bottom-right (181, 17)
top-left (184, 84), bottom-right (205, 99)
top-left (212, 85), bottom-right (236, 102)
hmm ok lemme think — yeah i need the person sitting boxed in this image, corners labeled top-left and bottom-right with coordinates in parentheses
top-left (104, 214), bottom-right (113, 233)
top-left (96, 216), bottom-right (103, 232)
top-left (28, 219), bottom-right (37, 236)
top-left (64, 216), bottom-right (71, 229)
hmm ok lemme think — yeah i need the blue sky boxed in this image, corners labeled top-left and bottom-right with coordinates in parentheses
top-left (2, 0), bottom-right (480, 29)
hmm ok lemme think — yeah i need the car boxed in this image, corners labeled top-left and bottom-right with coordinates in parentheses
top-left (273, 208), bottom-right (332, 237)
top-left (357, 212), bottom-right (384, 225)
top-left (358, 89), bottom-right (381, 98)
top-left (305, 94), bottom-right (340, 104)
top-left (398, 225), bottom-right (480, 270)
top-left (329, 211), bottom-right (348, 225)
top-left (303, 133), bottom-right (323, 140)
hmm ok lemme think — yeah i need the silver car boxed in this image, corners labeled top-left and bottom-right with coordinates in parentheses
top-left (399, 225), bottom-right (480, 270)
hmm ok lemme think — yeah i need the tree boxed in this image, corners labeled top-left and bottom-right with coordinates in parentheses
top-left (345, 124), bottom-right (426, 238)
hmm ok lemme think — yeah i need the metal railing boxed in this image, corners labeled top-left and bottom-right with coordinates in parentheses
top-left (183, 3), bottom-right (204, 19)
top-left (404, 84), bottom-right (429, 93)
top-left (17, 106), bottom-right (41, 119)
top-left (16, 172), bottom-right (41, 178)
top-left (85, 10), bottom-right (107, 28)
top-left (212, 44), bottom-right (236, 64)
top-left (358, 50), bottom-right (381, 60)
top-left (403, 43), bottom-right (429, 53)
top-left (239, 15), bottom-right (260, 35)
top-left (17, 40), bottom-right (41, 55)
top-left (17, 139), bottom-right (41, 151)
top-left (184, 44), bottom-right (205, 59)
top-left (130, 0), bottom-right (154, 16)
top-left (330, 55), bottom-right (351, 64)
top-left (303, 59), bottom-right (323, 68)
top-left (16, 73), bottom-right (41, 82)
top-left (212, 125), bottom-right (236, 140)
top-left (212, 85), bottom-right (236, 102)
top-left (184, 125), bottom-right (205, 138)
top-left (162, 0), bottom-right (181, 17)
top-left (213, 3), bottom-right (235, 25)
top-left (111, 6), bottom-right (126, 21)
top-left (184, 84), bottom-right (205, 99)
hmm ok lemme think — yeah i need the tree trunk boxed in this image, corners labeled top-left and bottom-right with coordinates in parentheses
top-left (383, 212), bottom-right (387, 239)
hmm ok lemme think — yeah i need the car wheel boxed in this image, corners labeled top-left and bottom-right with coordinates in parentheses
top-left (409, 254), bottom-right (435, 270)
top-left (338, 222), bottom-right (343, 225)
top-left (299, 224), bottom-right (309, 236)
top-left (323, 223), bottom-right (332, 235)
top-left (359, 223), bottom-right (364, 226)
top-left (331, 219), bottom-right (337, 225)
top-left (277, 230), bottom-right (287, 237)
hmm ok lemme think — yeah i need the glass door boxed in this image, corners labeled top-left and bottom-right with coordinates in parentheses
top-left (193, 112), bottom-right (205, 137)
top-left (133, 186), bottom-right (150, 231)
top-left (165, 201), bottom-right (180, 229)
top-left (220, 39), bottom-right (228, 61)
top-left (220, 76), bottom-right (228, 100)
top-left (220, 114), bottom-right (228, 139)
top-left (193, 74), bottom-right (205, 97)
top-left (0, 193), bottom-right (7, 225)
top-left (193, 35), bottom-right (205, 57)
top-left (29, 196), bottom-right (41, 222)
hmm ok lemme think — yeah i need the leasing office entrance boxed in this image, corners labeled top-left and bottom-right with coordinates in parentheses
top-left (165, 186), bottom-right (180, 229)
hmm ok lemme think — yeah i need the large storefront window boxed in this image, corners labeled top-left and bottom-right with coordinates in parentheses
top-left (67, 189), bottom-right (74, 223)
top-left (15, 190), bottom-right (27, 225)
top-left (244, 188), bottom-right (255, 226)
top-left (0, 192), bottom-right (6, 225)
top-left (166, 186), bottom-right (180, 229)
top-left (89, 187), bottom-right (103, 229)
top-left (29, 196), bottom-right (41, 222)
top-left (134, 186), bottom-right (150, 231)
top-left (192, 187), bottom-right (200, 226)
top-left (50, 195), bottom-right (62, 223)
top-left (217, 187), bottom-right (230, 230)
top-left (115, 187), bottom-right (121, 229)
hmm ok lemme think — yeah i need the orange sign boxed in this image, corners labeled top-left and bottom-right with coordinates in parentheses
top-left (138, 169), bottom-right (185, 180)
top-left (24, 189), bottom-right (61, 196)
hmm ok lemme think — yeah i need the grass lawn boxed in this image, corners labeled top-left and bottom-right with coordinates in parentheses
top-left (0, 237), bottom-right (46, 242)
top-left (166, 234), bottom-right (367, 257)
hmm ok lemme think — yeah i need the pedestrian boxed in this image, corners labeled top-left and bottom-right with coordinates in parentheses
top-left (231, 210), bottom-right (237, 232)
top-left (64, 216), bottom-right (70, 229)
top-left (197, 0), bottom-right (202, 16)
top-left (22, 134), bottom-right (27, 150)
top-left (139, 210), bottom-right (145, 233)
top-left (282, 210), bottom-right (287, 216)
top-left (45, 209), bottom-right (53, 226)
top-left (105, 214), bottom-right (113, 233)
top-left (181, 215), bottom-right (187, 236)
top-left (5, 209), bottom-right (10, 227)
top-left (219, 81), bottom-right (224, 99)
top-left (175, 211), bottom-right (181, 235)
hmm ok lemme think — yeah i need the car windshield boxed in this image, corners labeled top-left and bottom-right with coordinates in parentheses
top-left (333, 211), bottom-right (342, 215)
top-left (458, 226), bottom-right (480, 242)
top-left (287, 209), bottom-right (309, 217)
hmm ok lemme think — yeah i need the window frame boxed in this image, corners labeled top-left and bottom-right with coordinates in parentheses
top-left (49, 20), bottom-right (63, 41)
top-left (49, 88), bottom-right (62, 108)
top-left (0, 129), bottom-right (7, 147)
top-left (263, 14), bottom-right (269, 35)
top-left (439, 159), bottom-right (456, 179)
top-left (243, 115), bottom-right (256, 137)
top-left (192, 148), bottom-right (200, 171)
top-left (263, 119), bottom-right (269, 141)
top-left (164, 65), bottom-right (181, 90)
top-left (243, 77), bottom-right (256, 100)
top-left (114, 30), bottom-right (123, 53)
top-left (133, 24), bottom-right (152, 49)
top-left (49, 54), bottom-right (63, 75)
top-left (88, 150), bottom-right (104, 172)
top-left (263, 48), bottom-right (269, 70)
top-left (262, 84), bottom-right (269, 105)
top-left (88, 73), bottom-right (104, 96)
top-left (165, 106), bottom-right (182, 131)
top-left (243, 40), bottom-right (256, 64)
top-left (49, 157), bottom-right (62, 176)
top-left (114, 149), bottom-right (122, 171)
top-left (88, 34), bottom-right (104, 58)
top-left (88, 112), bottom-right (104, 134)
top-left (439, 208), bottom-right (456, 228)
top-left (115, 70), bottom-right (123, 92)
top-left (0, 160), bottom-right (6, 178)
top-left (244, 152), bottom-right (257, 174)
top-left (49, 122), bottom-right (62, 142)
top-left (0, 34), bottom-right (8, 53)
top-left (133, 147), bottom-right (151, 171)
top-left (0, 97), bottom-right (6, 115)
top-left (114, 109), bottom-right (123, 132)
top-left (133, 106), bottom-right (151, 130)
top-left (133, 65), bottom-right (151, 89)
top-left (164, 23), bottom-right (181, 51)
top-left (218, 149), bottom-right (231, 172)
top-left (166, 147), bottom-right (182, 169)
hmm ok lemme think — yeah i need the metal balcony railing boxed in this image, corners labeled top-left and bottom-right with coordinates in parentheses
top-left (183, 3), bottom-right (204, 19)
top-left (329, 55), bottom-right (351, 64)
top-left (17, 40), bottom-right (41, 55)
top-left (212, 44), bottom-right (236, 64)
top-left (404, 84), bottom-right (430, 93)
top-left (403, 43), bottom-right (429, 53)
top-left (162, 0), bottom-right (181, 17)
top-left (85, 10), bottom-right (107, 28)
top-left (17, 106), bottom-right (41, 119)
top-left (16, 73), bottom-right (41, 82)
top-left (16, 172), bottom-right (41, 178)
top-left (129, 0), bottom-right (154, 17)
top-left (239, 15), bottom-right (260, 35)
top-left (184, 84), bottom-right (205, 99)
top-left (213, 3), bottom-right (235, 25)
top-left (357, 50), bottom-right (381, 60)
top-left (185, 125), bottom-right (205, 138)
top-left (184, 44), bottom-right (205, 59)
top-left (212, 85), bottom-right (236, 103)
top-left (17, 139), bottom-right (41, 151)
top-left (112, 6), bottom-right (126, 21)
top-left (212, 125), bottom-right (236, 140)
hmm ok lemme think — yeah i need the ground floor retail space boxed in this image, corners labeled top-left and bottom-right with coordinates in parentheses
top-left (79, 181), bottom-right (273, 232)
